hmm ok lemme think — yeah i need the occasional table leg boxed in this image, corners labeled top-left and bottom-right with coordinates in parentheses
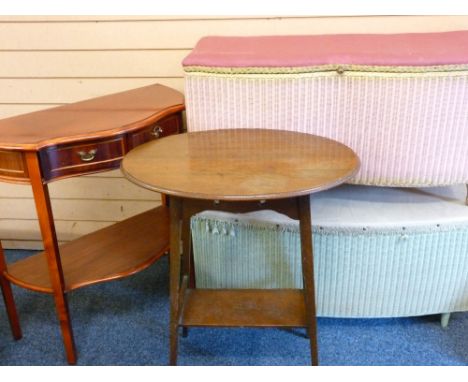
top-left (181, 204), bottom-right (197, 338)
top-left (169, 196), bottom-right (183, 365)
top-left (0, 242), bottom-right (22, 340)
top-left (26, 152), bottom-right (77, 365)
top-left (298, 195), bottom-right (319, 366)
top-left (184, 223), bottom-right (196, 290)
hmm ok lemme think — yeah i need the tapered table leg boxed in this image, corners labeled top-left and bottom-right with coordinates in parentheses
top-left (298, 195), bottom-right (319, 366)
top-left (169, 196), bottom-right (183, 365)
top-left (0, 242), bottom-right (22, 340)
top-left (180, 203), bottom-right (197, 338)
top-left (181, 209), bottom-right (196, 290)
top-left (26, 152), bottom-right (77, 365)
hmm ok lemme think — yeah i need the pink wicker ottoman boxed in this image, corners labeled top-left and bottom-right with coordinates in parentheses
top-left (183, 32), bottom-right (468, 323)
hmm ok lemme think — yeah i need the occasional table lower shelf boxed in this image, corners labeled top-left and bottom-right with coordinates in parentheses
top-left (5, 206), bottom-right (169, 293)
top-left (180, 289), bottom-right (307, 327)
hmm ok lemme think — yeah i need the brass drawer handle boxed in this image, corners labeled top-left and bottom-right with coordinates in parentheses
top-left (151, 125), bottom-right (164, 138)
top-left (77, 149), bottom-right (97, 162)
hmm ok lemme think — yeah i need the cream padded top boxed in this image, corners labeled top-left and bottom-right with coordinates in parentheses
top-left (195, 184), bottom-right (468, 233)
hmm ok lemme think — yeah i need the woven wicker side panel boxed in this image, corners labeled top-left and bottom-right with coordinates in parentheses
top-left (191, 216), bottom-right (468, 318)
top-left (185, 74), bottom-right (468, 186)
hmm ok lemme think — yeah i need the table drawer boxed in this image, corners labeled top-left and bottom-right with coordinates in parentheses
top-left (40, 136), bottom-right (126, 181)
top-left (128, 114), bottom-right (181, 150)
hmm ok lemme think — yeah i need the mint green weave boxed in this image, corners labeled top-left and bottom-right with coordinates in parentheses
top-left (191, 216), bottom-right (468, 318)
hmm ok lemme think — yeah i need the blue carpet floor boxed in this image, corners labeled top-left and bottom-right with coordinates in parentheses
top-left (0, 250), bottom-right (467, 366)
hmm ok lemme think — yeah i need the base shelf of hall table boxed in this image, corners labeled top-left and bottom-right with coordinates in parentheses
top-left (5, 206), bottom-right (169, 294)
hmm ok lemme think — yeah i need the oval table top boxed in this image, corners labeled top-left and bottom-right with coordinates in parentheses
top-left (121, 129), bottom-right (360, 201)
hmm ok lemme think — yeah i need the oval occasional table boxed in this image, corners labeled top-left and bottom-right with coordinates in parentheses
top-left (121, 128), bottom-right (360, 365)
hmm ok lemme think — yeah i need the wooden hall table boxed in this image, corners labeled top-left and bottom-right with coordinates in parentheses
top-left (0, 84), bottom-right (184, 364)
top-left (121, 128), bottom-right (360, 365)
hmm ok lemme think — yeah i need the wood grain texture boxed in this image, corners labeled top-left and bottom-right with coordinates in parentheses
top-left (165, 196), bottom-right (321, 365)
top-left (179, 197), bottom-right (300, 220)
top-left (156, 130), bottom-right (357, 363)
top-left (122, 129), bottom-right (360, 201)
top-left (0, 104), bottom-right (59, 119)
top-left (0, 85), bottom-right (183, 364)
top-left (298, 195), bottom-right (319, 365)
top-left (40, 135), bottom-right (126, 182)
top-left (180, 289), bottom-right (307, 327)
top-left (5, 206), bottom-right (169, 293)
top-left (0, 240), bottom-right (22, 340)
top-left (0, 150), bottom-right (29, 183)
top-left (128, 113), bottom-right (181, 150)
top-left (24, 150), bottom-right (77, 364)
top-left (0, 84), bottom-right (184, 150)
top-left (169, 196), bottom-right (183, 365)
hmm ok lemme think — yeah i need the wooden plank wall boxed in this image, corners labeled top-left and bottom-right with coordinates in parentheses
top-left (1, 15), bottom-right (468, 249)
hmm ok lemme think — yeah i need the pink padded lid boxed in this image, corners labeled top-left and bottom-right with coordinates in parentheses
top-left (183, 31), bottom-right (468, 67)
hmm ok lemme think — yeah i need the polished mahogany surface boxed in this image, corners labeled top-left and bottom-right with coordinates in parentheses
top-left (0, 84), bottom-right (184, 364)
top-left (6, 206), bottom-right (170, 293)
top-left (122, 128), bottom-right (360, 201)
top-left (0, 84), bottom-right (184, 151)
